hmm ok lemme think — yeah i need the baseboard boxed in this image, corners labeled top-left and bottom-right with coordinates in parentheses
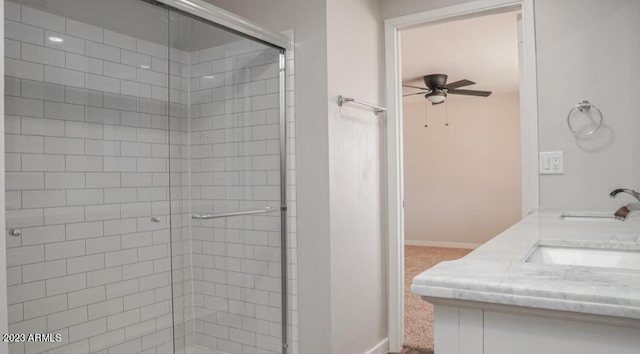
top-left (364, 338), bottom-right (389, 354)
top-left (404, 239), bottom-right (480, 249)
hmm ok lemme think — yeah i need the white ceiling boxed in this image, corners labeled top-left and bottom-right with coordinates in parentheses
top-left (401, 11), bottom-right (520, 102)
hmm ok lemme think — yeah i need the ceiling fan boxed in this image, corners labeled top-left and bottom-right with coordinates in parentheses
top-left (403, 74), bottom-right (492, 105)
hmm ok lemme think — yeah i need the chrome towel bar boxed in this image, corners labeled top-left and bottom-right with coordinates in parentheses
top-left (337, 95), bottom-right (386, 115)
top-left (192, 206), bottom-right (276, 220)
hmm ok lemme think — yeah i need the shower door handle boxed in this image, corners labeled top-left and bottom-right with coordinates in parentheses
top-left (192, 206), bottom-right (276, 220)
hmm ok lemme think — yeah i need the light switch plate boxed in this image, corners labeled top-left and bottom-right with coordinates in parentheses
top-left (539, 151), bottom-right (564, 174)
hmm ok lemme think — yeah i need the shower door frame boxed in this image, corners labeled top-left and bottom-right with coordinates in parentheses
top-left (157, 0), bottom-right (290, 50)
top-left (158, 1), bottom-right (292, 353)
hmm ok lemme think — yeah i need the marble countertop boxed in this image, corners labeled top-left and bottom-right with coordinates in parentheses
top-left (411, 210), bottom-right (640, 319)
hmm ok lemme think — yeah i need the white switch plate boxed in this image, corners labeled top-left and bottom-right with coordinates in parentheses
top-left (539, 151), bottom-right (564, 174)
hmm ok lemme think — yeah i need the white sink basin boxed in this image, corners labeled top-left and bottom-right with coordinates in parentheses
top-left (526, 245), bottom-right (640, 270)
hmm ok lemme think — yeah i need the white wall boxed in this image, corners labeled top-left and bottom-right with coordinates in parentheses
top-left (380, 0), bottom-right (475, 20)
top-left (403, 94), bottom-right (522, 246)
top-left (535, 0), bottom-right (640, 210)
top-left (292, 0), bottom-right (333, 353)
top-left (326, 0), bottom-right (387, 352)
top-left (383, 0), bottom-right (640, 212)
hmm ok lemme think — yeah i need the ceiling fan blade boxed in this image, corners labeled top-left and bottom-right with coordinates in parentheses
top-left (449, 89), bottom-right (492, 97)
top-left (444, 79), bottom-right (475, 90)
top-left (403, 84), bottom-right (429, 90)
top-left (402, 92), bottom-right (427, 97)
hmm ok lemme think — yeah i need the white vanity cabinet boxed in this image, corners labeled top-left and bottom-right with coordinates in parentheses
top-left (431, 300), bottom-right (640, 354)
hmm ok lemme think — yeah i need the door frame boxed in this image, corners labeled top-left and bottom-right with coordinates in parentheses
top-left (383, 0), bottom-right (539, 350)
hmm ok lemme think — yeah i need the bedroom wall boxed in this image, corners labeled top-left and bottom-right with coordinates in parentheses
top-left (403, 93), bottom-right (522, 247)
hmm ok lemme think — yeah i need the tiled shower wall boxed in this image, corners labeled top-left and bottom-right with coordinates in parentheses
top-left (4, 2), bottom-right (297, 354)
top-left (185, 36), bottom-right (298, 354)
top-left (4, 2), bottom-right (189, 353)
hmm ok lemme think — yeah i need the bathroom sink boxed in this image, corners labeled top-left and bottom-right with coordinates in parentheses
top-left (526, 245), bottom-right (640, 270)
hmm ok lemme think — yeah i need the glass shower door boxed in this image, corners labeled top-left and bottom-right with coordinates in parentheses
top-left (4, 0), bottom-right (177, 353)
top-left (4, 1), bottom-right (289, 353)
top-left (169, 10), bottom-right (288, 354)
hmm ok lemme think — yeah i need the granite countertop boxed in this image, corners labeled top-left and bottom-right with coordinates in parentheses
top-left (411, 210), bottom-right (640, 319)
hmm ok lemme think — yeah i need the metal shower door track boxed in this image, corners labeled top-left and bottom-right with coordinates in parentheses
top-left (155, 0), bottom-right (290, 50)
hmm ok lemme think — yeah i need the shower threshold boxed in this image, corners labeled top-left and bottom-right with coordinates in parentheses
top-left (185, 345), bottom-right (229, 354)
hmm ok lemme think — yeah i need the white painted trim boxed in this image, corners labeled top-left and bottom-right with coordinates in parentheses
top-left (518, 0), bottom-right (540, 217)
top-left (0, 0), bottom-right (8, 350)
top-left (384, 0), bottom-right (539, 350)
top-left (156, 0), bottom-right (291, 50)
top-left (384, 17), bottom-right (404, 352)
top-left (363, 338), bottom-right (389, 354)
top-left (404, 240), bottom-right (480, 250)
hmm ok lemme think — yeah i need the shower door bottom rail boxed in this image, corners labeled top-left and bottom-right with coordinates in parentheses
top-left (191, 206), bottom-right (280, 219)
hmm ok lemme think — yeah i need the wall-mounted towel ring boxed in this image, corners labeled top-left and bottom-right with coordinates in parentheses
top-left (567, 100), bottom-right (603, 137)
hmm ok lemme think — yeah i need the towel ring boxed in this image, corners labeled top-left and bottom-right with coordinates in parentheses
top-left (567, 100), bottom-right (603, 137)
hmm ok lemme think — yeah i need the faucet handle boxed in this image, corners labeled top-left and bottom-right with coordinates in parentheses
top-left (615, 202), bottom-right (640, 221)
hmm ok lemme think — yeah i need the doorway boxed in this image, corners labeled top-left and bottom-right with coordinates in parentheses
top-left (384, 0), bottom-right (539, 352)
top-left (401, 11), bottom-right (522, 250)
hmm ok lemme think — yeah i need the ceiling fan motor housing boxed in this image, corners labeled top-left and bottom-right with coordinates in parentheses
top-left (424, 74), bottom-right (448, 89)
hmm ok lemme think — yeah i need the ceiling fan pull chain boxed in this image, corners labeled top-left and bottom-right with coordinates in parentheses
top-left (445, 100), bottom-right (449, 126)
top-left (424, 99), bottom-right (428, 127)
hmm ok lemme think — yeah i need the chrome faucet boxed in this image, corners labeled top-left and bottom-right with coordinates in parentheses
top-left (609, 188), bottom-right (640, 201)
top-left (610, 188), bottom-right (640, 220)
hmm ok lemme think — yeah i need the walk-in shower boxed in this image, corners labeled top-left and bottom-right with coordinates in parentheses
top-left (3, 0), bottom-right (294, 353)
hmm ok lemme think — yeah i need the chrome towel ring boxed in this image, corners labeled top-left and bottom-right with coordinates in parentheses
top-left (567, 100), bottom-right (603, 137)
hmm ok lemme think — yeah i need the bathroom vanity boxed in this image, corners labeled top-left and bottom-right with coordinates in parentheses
top-left (411, 211), bottom-right (640, 354)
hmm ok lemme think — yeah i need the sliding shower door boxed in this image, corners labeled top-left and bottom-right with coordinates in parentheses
top-left (4, 1), bottom-right (288, 353)
top-left (169, 10), bottom-right (288, 354)
top-left (4, 0), bottom-right (177, 353)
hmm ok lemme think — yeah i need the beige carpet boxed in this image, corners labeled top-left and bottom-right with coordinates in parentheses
top-left (403, 246), bottom-right (472, 353)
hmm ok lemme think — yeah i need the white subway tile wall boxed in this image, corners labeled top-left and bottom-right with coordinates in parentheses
top-left (187, 40), bottom-right (278, 354)
top-left (4, 2), bottom-right (297, 354)
top-left (183, 30), bottom-right (298, 354)
top-left (5, 2), bottom-right (182, 354)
